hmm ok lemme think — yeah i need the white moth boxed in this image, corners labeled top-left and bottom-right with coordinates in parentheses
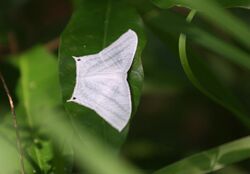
top-left (67, 29), bottom-right (138, 132)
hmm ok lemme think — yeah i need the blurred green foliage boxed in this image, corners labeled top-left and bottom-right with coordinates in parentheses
top-left (0, 0), bottom-right (250, 174)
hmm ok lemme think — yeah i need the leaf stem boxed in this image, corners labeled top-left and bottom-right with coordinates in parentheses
top-left (0, 71), bottom-right (25, 174)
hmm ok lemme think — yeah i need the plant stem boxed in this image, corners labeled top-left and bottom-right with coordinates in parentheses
top-left (0, 71), bottom-right (25, 174)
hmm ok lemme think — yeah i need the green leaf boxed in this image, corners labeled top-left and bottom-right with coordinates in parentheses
top-left (154, 136), bottom-right (250, 174)
top-left (179, 11), bottom-right (250, 128)
top-left (218, 0), bottom-right (250, 7)
top-left (59, 0), bottom-right (145, 148)
top-left (179, 32), bottom-right (250, 128)
top-left (142, 30), bottom-right (189, 94)
top-left (16, 47), bottom-right (61, 173)
top-left (152, 0), bottom-right (181, 8)
top-left (0, 117), bottom-right (20, 174)
top-left (43, 110), bottom-right (144, 174)
top-left (153, 0), bottom-right (250, 9)
top-left (142, 7), bottom-right (250, 127)
top-left (186, 27), bottom-right (250, 70)
top-left (13, 46), bottom-right (143, 174)
top-left (143, 5), bottom-right (250, 70)
top-left (153, 0), bottom-right (250, 49)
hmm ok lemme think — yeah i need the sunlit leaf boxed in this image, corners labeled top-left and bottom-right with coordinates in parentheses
top-left (16, 47), bottom-right (61, 173)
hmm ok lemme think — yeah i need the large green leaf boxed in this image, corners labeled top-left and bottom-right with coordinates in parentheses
top-left (59, 0), bottom-right (145, 148)
top-left (153, 0), bottom-right (250, 9)
top-left (15, 47), bottom-right (61, 173)
top-left (154, 136), bottom-right (250, 174)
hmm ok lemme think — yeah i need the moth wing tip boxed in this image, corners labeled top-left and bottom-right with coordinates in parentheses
top-left (114, 122), bottom-right (127, 132)
top-left (72, 56), bottom-right (78, 60)
top-left (127, 29), bottom-right (136, 35)
top-left (66, 98), bottom-right (73, 102)
top-left (126, 29), bottom-right (138, 41)
top-left (117, 127), bottom-right (124, 132)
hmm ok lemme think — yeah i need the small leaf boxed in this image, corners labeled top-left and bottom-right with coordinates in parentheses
top-left (59, 0), bottom-right (145, 148)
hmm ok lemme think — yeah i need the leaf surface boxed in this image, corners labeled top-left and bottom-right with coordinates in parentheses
top-left (16, 47), bottom-right (62, 173)
top-left (153, 0), bottom-right (250, 9)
